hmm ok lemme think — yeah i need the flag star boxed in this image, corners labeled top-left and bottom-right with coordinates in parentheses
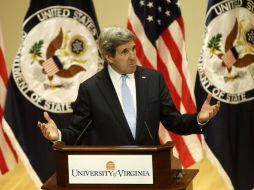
top-left (165, 10), bottom-right (170, 16)
top-left (139, 0), bottom-right (145, 6)
top-left (158, 6), bottom-right (162, 12)
top-left (157, 19), bottom-right (161, 25)
top-left (147, 15), bottom-right (153, 22)
top-left (147, 2), bottom-right (154, 8)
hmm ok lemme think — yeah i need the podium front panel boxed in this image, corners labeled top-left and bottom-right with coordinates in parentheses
top-left (68, 154), bottom-right (153, 184)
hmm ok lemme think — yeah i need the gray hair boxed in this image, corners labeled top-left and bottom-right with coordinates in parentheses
top-left (97, 26), bottom-right (135, 58)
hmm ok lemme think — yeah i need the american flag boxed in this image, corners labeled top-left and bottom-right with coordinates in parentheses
top-left (127, 0), bottom-right (203, 167)
top-left (0, 26), bottom-right (18, 175)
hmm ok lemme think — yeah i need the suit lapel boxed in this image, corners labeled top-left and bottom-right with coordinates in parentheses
top-left (135, 67), bottom-right (149, 140)
top-left (96, 67), bottom-right (135, 142)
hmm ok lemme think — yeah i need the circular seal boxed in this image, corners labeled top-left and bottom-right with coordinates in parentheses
top-left (12, 6), bottom-right (100, 113)
top-left (199, 2), bottom-right (254, 104)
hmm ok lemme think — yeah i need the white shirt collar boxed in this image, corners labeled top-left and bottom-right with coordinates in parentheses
top-left (108, 65), bottom-right (135, 81)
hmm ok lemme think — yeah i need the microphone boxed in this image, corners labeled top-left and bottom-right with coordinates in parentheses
top-left (144, 121), bottom-right (155, 145)
top-left (74, 120), bottom-right (93, 145)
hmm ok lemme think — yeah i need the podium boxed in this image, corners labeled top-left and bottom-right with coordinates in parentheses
top-left (42, 141), bottom-right (198, 190)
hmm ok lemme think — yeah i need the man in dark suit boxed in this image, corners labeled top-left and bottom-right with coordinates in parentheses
top-left (38, 27), bottom-right (220, 146)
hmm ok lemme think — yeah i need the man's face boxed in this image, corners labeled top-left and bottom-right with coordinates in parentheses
top-left (106, 41), bottom-right (137, 74)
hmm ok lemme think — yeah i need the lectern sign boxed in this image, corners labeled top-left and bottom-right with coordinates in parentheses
top-left (68, 155), bottom-right (153, 184)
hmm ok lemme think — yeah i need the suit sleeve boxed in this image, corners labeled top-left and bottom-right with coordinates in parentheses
top-left (159, 73), bottom-right (203, 135)
top-left (61, 84), bottom-right (92, 145)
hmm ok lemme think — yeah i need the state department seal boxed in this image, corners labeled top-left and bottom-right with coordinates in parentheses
top-left (12, 6), bottom-right (100, 113)
top-left (198, 0), bottom-right (254, 104)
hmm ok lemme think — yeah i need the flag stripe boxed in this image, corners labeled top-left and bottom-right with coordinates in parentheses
top-left (0, 48), bottom-right (8, 85)
top-left (168, 131), bottom-right (196, 167)
top-left (0, 124), bottom-right (17, 172)
top-left (175, 104), bottom-right (203, 161)
top-left (181, 46), bottom-right (197, 111)
top-left (0, 147), bottom-right (8, 174)
top-left (0, 47), bottom-right (8, 109)
top-left (156, 52), bottom-right (181, 109)
top-left (0, 77), bottom-right (7, 109)
top-left (177, 17), bottom-right (185, 40)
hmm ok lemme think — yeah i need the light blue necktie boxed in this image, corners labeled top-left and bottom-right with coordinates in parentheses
top-left (121, 75), bottom-right (136, 138)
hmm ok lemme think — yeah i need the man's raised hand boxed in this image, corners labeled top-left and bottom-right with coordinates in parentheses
top-left (37, 112), bottom-right (59, 141)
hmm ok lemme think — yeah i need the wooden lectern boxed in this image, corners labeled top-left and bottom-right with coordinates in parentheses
top-left (42, 141), bottom-right (198, 190)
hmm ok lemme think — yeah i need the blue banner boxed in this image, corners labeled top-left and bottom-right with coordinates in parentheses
top-left (4, 0), bottom-right (100, 182)
top-left (195, 0), bottom-right (254, 189)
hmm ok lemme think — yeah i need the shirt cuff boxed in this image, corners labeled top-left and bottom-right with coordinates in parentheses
top-left (52, 129), bottom-right (62, 143)
top-left (197, 114), bottom-right (209, 131)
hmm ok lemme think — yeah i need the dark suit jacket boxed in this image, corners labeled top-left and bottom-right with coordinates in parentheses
top-left (61, 66), bottom-right (203, 146)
